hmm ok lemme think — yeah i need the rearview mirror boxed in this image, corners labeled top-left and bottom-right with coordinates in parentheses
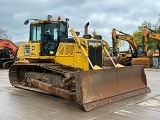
top-left (24, 20), bottom-right (29, 25)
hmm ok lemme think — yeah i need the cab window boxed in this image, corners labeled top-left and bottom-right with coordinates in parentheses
top-left (31, 25), bottom-right (41, 41)
top-left (44, 24), bottom-right (58, 41)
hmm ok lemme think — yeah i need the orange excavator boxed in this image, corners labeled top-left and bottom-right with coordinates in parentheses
top-left (142, 26), bottom-right (160, 67)
top-left (112, 28), bottom-right (152, 67)
top-left (131, 26), bottom-right (153, 68)
top-left (0, 39), bottom-right (18, 68)
top-left (111, 29), bottom-right (137, 66)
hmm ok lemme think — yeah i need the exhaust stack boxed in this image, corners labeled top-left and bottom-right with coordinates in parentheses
top-left (84, 22), bottom-right (89, 34)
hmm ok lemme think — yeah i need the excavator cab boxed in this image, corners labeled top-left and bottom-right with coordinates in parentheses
top-left (0, 48), bottom-right (10, 58)
top-left (9, 15), bottom-right (150, 111)
top-left (0, 48), bottom-right (10, 67)
top-left (137, 45), bottom-right (146, 57)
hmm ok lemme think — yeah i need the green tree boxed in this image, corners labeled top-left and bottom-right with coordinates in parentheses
top-left (133, 31), bottom-right (142, 45)
top-left (133, 20), bottom-right (157, 50)
top-left (0, 27), bottom-right (10, 39)
top-left (137, 20), bottom-right (152, 32)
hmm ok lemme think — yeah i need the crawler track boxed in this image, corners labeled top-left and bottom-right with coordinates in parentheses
top-left (9, 63), bottom-right (81, 100)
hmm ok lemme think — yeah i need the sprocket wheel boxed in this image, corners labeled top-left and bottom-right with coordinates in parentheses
top-left (17, 68), bottom-right (27, 85)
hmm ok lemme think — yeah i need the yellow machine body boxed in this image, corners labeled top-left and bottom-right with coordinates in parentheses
top-left (17, 38), bottom-right (102, 71)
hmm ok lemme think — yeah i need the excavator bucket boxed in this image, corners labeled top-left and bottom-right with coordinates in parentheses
top-left (103, 56), bottom-right (119, 67)
top-left (131, 58), bottom-right (152, 68)
top-left (75, 66), bottom-right (150, 111)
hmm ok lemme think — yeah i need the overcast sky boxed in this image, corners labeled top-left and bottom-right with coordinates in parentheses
top-left (1, 0), bottom-right (160, 47)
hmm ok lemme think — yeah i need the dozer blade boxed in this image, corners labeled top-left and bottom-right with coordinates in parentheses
top-left (75, 66), bottom-right (150, 111)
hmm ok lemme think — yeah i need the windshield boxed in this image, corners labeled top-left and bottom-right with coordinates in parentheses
top-left (44, 22), bottom-right (68, 40)
top-left (44, 23), bottom-right (58, 41)
top-left (137, 45), bottom-right (145, 57)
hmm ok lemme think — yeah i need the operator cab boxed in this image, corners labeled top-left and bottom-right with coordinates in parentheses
top-left (137, 45), bottom-right (146, 57)
top-left (25, 15), bottom-right (69, 56)
top-left (0, 48), bottom-right (10, 59)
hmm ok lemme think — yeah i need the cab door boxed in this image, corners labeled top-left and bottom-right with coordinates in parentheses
top-left (41, 23), bottom-right (59, 56)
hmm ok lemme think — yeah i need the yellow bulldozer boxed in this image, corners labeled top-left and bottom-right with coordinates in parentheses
top-left (9, 15), bottom-right (150, 111)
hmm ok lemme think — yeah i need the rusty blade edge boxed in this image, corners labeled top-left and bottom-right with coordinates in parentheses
top-left (82, 87), bottom-right (151, 112)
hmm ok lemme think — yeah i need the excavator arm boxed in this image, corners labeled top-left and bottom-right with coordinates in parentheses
top-left (149, 33), bottom-right (160, 44)
top-left (142, 27), bottom-right (160, 45)
top-left (112, 29), bottom-right (137, 56)
top-left (111, 29), bottom-right (119, 56)
top-left (142, 27), bottom-right (149, 54)
top-left (142, 26), bottom-right (160, 58)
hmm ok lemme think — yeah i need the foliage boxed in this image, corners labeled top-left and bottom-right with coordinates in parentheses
top-left (133, 20), bottom-right (158, 50)
top-left (148, 39), bottom-right (158, 50)
top-left (137, 20), bottom-right (152, 32)
top-left (133, 32), bottom-right (142, 45)
top-left (0, 27), bottom-right (10, 39)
